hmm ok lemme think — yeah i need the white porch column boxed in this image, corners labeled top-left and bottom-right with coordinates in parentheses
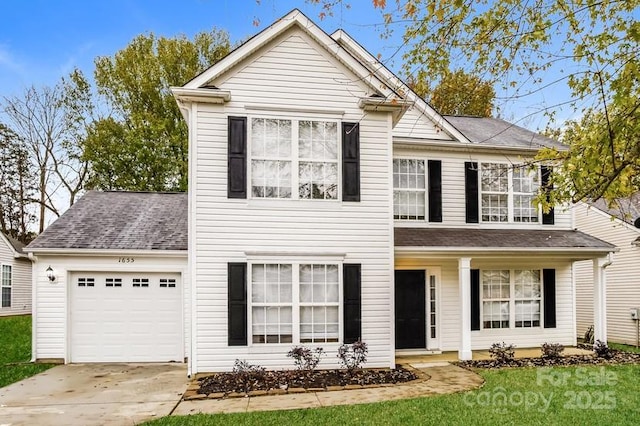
top-left (459, 257), bottom-right (472, 360)
top-left (593, 256), bottom-right (611, 344)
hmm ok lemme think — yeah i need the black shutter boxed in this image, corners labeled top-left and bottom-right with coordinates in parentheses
top-left (428, 160), bottom-right (442, 222)
top-left (343, 263), bottom-right (362, 343)
top-left (342, 122), bottom-right (360, 202)
top-left (465, 162), bottom-right (479, 223)
top-left (228, 263), bottom-right (247, 346)
top-left (228, 116), bottom-right (247, 199)
top-left (541, 166), bottom-right (555, 225)
top-left (543, 268), bottom-right (556, 328)
top-left (471, 269), bottom-right (480, 331)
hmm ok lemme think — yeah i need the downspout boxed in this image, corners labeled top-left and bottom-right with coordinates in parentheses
top-left (28, 252), bottom-right (37, 362)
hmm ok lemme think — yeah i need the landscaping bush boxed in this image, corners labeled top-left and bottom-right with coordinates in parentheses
top-left (287, 346), bottom-right (324, 371)
top-left (337, 340), bottom-right (368, 371)
top-left (594, 340), bottom-right (613, 359)
top-left (541, 342), bottom-right (565, 359)
top-left (488, 342), bottom-right (515, 363)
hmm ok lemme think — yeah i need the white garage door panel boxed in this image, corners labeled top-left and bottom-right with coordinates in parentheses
top-left (70, 272), bottom-right (182, 362)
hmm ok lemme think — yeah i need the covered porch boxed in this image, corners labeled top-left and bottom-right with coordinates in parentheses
top-left (393, 227), bottom-right (616, 360)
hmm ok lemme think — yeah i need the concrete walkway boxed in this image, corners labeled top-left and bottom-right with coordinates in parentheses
top-left (0, 363), bottom-right (189, 426)
top-left (174, 362), bottom-right (484, 415)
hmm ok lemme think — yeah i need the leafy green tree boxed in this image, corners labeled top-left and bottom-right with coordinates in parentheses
top-left (409, 69), bottom-right (495, 117)
top-left (307, 0), bottom-right (640, 203)
top-left (86, 29), bottom-right (231, 191)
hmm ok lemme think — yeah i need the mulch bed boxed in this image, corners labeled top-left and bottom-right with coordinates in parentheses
top-left (196, 367), bottom-right (418, 396)
top-left (456, 349), bottom-right (640, 369)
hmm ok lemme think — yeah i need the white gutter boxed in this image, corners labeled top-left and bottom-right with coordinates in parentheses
top-left (24, 248), bottom-right (187, 257)
top-left (170, 87), bottom-right (231, 104)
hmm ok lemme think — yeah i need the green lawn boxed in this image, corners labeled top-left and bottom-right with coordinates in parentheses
top-left (145, 364), bottom-right (640, 425)
top-left (0, 315), bottom-right (53, 388)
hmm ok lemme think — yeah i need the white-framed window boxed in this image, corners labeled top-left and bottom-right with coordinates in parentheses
top-left (250, 118), bottom-right (338, 200)
top-left (482, 270), bottom-right (510, 329)
top-left (250, 262), bottom-right (341, 345)
top-left (300, 264), bottom-right (339, 343)
top-left (160, 278), bottom-right (176, 288)
top-left (251, 264), bottom-right (293, 344)
top-left (481, 269), bottom-right (542, 330)
top-left (105, 278), bottom-right (122, 287)
top-left (514, 270), bottom-right (541, 327)
top-left (1, 265), bottom-right (11, 308)
top-left (132, 278), bottom-right (149, 288)
top-left (77, 277), bottom-right (95, 287)
top-left (481, 163), bottom-right (540, 223)
top-left (393, 159), bottom-right (426, 220)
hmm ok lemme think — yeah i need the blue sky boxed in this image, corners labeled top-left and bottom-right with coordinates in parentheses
top-left (0, 1), bottom-right (391, 93)
top-left (0, 0), bottom-right (580, 130)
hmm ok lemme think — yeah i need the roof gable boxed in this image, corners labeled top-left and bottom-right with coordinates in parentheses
top-left (183, 9), bottom-right (402, 103)
top-left (0, 232), bottom-right (26, 258)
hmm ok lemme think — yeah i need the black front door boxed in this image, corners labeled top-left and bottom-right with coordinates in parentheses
top-left (395, 270), bottom-right (426, 349)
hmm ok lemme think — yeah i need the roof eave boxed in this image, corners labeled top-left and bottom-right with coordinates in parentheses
top-left (395, 246), bottom-right (617, 256)
top-left (170, 87), bottom-right (231, 104)
top-left (25, 248), bottom-right (188, 257)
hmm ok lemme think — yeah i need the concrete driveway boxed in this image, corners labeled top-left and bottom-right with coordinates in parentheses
top-left (0, 363), bottom-right (188, 426)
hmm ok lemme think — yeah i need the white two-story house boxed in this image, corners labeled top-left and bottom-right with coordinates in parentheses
top-left (26, 10), bottom-right (615, 375)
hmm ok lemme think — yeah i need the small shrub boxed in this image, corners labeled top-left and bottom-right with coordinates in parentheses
top-left (231, 360), bottom-right (267, 393)
top-left (337, 340), bottom-right (368, 371)
top-left (584, 325), bottom-right (594, 344)
top-left (541, 342), bottom-right (565, 359)
top-left (286, 346), bottom-right (324, 371)
top-left (594, 340), bottom-right (613, 359)
top-left (488, 342), bottom-right (516, 363)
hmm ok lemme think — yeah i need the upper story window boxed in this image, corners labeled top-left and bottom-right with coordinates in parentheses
top-left (250, 118), bottom-right (338, 200)
top-left (393, 159), bottom-right (426, 220)
top-left (481, 163), bottom-right (539, 223)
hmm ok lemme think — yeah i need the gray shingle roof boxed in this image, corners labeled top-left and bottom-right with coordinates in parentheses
top-left (444, 115), bottom-right (566, 150)
top-left (586, 193), bottom-right (640, 227)
top-left (395, 228), bottom-right (615, 250)
top-left (27, 191), bottom-right (188, 251)
top-left (2, 233), bottom-right (26, 254)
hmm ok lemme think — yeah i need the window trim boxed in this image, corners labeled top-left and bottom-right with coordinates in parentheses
top-left (1, 264), bottom-right (12, 308)
top-left (247, 261), bottom-right (343, 346)
top-left (480, 269), bottom-right (543, 331)
top-left (247, 116), bottom-right (342, 202)
top-left (479, 162), bottom-right (542, 223)
top-left (393, 157), bottom-right (427, 221)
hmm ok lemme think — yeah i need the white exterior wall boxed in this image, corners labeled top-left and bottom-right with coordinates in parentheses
top-left (574, 203), bottom-right (640, 345)
top-left (191, 28), bottom-right (394, 372)
top-left (0, 240), bottom-right (31, 316)
top-left (32, 253), bottom-right (187, 361)
top-left (395, 257), bottom-right (576, 351)
top-left (392, 146), bottom-right (572, 229)
top-left (393, 108), bottom-right (453, 141)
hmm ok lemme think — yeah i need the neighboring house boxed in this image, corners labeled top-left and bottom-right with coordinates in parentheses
top-left (0, 232), bottom-right (32, 316)
top-left (26, 10), bottom-right (615, 374)
top-left (575, 196), bottom-right (640, 346)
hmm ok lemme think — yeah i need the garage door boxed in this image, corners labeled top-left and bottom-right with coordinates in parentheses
top-left (70, 272), bottom-right (182, 362)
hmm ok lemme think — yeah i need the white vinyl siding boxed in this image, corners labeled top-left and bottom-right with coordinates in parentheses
top-left (0, 237), bottom-right (31, 317)
top-left (192, 27), bottom-right (393, 372)
top-left (392, 147), bottom-right (572, 229)
top-left (393, 107), bottom-right (454, 141)
top-left (574, 202), bottom-right (639, 345)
